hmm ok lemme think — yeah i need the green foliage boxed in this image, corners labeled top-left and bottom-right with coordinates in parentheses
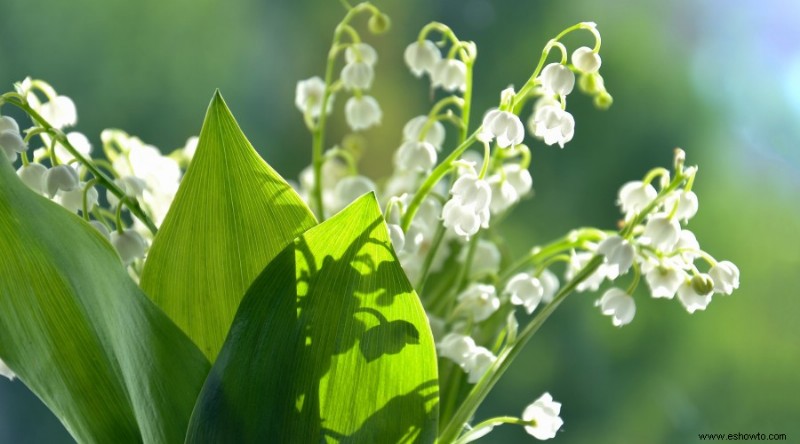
top-left (0, 151), bottom-right (210, 443)
top-left (140, 91), bottom-right (317, 361)
top-left (187, 193), bottom-right (439, 443)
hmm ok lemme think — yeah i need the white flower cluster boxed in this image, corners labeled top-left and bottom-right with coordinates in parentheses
top-left (561, 155), bottom-right (740, 326)
top-left (5, 79), bottom-right (197, 273)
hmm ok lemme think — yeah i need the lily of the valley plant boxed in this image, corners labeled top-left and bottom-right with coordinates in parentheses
top-left (0, 2), bottom-right (739, 443)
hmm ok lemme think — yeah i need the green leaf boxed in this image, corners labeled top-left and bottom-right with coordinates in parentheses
top-left (186, 193), bottom-right (439, 443)
top-left (0, 153), bottom-right (210, 443)
top-left (140, 91), bottom-right (317, 361)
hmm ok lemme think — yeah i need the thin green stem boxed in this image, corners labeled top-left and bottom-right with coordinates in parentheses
top-left (452, 416), bottom-right (527, 444)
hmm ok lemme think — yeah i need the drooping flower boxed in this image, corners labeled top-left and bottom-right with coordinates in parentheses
top-left (522, 392), bottom-right (564, 440)
top-left (463, 346), bottom-right (496, 383)
top-left (345, 95), bottom-right (382, 131)
top-left (597, 235), bottom-right (635, 279)
top-left (539, 63), bottom-right (575, 96)
top-left (341, 61), bottom-right (375, 90)
top-left (16, 163), bottom-right (48, 194)
top-left (571, 46), bottom-right (602, 73)
top-left (528, 102), bottom-right (575, 148)
top-left (56, 182), bottom-right (99, 213)
top-left (402, 115), bottom-right (446, 149)
top-left (437, 333), bottom-right (477, 366)
top-left (677, 275), bottom-right (714, 313)
top-left (504, 273), bottom-right (545, 314)
top-left (665, 189), bottom-right (699, 222)
top-left (432, 58), bottom-right (467, 92)
top-left (295, 76), bottom-right (333, 118)
top-left (331, 175), bottom-right (377, 214)
top-left (394, 141), bottom-right (437, 172)
top-left (644, 262), bottom-right (686, 299)
top-left (539, 268), bottom-right (560, 304)
top-left (595, 288), bottom-right (636, 327)
top-left (617, 181), bottom-right (657, 216)
top-left (404, 40), bottom-right (441, 77)
top-left (641, 214), bottom-right (681, 251)
top-left (0, 116), bottom-right (27, 162)
top-left (53, 131), bottom-right (92, 164)
top-left (38, 95), bottom-right (77, 129)
top-left (44, 164), bottom-right (79, 197)
top-left (457, 284), bottom-right (500, 322)
top-left (709, 261), bottom-right (740, 295)
top-left (345, 43), bottom-right (378, 66)
top-left (460, 239), bottom-right (501, 278)
top-left (111, 229), bottom-right (147, 265)
top-left (478, 109), bottom-right (525, 148)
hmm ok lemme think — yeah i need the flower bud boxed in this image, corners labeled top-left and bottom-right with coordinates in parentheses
top-left (368, 12), bottom-right (391, 34)
top-left (404, 40), bottom-right (441, 78)
top-left (345, 43), bottom-right (378, 66)
top-left (111, 229), bottom-right (147, 265)
top-left (539, 63), bottom-right (575, 96)
top-left (341, 61), bottom-right (375, 90)
top-left (691, 274), bottom-right (715, 296)
top-left (595, 288), bottom-right (636, 327)
top-left (345, 96), bottom-right (382, 131)
top-left (594, 91), bottom-right (613, 110)
top-left (571, 46), bottom-right (602, 73)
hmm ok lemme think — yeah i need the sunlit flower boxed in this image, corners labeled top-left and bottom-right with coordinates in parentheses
top-left (665, 189), bottom-right (699, 222)
top-left (529, 102), bottom-right (575, 148)
top-left (402, 115), bottom-right (446, 149)
top-left (457, 284), bottom-right (500, 322)
top-left (571, 46), bottom-right (602, 73)
top-left (345, 43), bottom-right (378, 66)
top-left (505, 273), bottom-right (545, 314)
top-left (709, 260), bottom-right (740, 295)
top-left (677, 275), bottom-right (714, 313)
top-left (437, 333), bottom-right (477, 366)
top-left (341, 61), bottom-right (375, 90)
top-left (404, 40), bottom-right (441, 77)
top-left (595, 288), bottom-right (636, 326)
top-left (295, 76), bottom-right (333, 118)
top-left (44, 164), bottom-right (79, 197)
top-left (522, 392), bottom-right (564, 440)
top-left (461, 239), bottom-right (501, 278)
top-left (539, 63), bottom-right (575, 96)
top-left (331, 175), bottom-right (377, 214)
top-left (540, 268), bottom-right (560, 304)
top-left (38, 95), bottom-right (77, 129)
top-left (617, 181), bottom-right (657, 216)
top-left (641, 214), bottom-right (681, 250)
top-left (0, 117), bottom-right (27, 162)
top-left (478, 109), bottom-right (525, 148)
top-left (645, 262), bottom-right (685, 299)
top-left (53, 132), bottom-right (92, 164)
top-left (597, 235), bottom-right (634, 279)
top-left (394, 141), bottom-right (437, 172)
top-left (345, 95), bottom-right (382, 131)
top-left (432, 58), bottom-right (467, 92)
top-left (464, 346), bottom-right (496, 383)
top-left (56, 182), bottom-right (98, 213)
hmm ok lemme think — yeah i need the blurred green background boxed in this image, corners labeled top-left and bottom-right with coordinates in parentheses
top-left (1, 0), bottom-right (798, 442)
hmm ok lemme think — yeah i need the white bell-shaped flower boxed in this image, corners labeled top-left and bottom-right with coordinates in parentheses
top-left (617, 181), bottom-right (657, 216)
top-left (665, 189), bottom-right (699, 222)
top-left (402, 115), bottom-right (446, 149)
top-left (451, 173), bottom-right (491, 209)
top-left (442, 199), bottom-right (485, 239)
top-left (0, 132), bottom-right (27, 163)
top-left (597, 235), bottom-right (635, 279)
top-left (345, 43), bottom-right (378, 66)
top-left (394, 141), bottom-right (437, 172)
top-left (345, 95), bottom-right (382, 131)
top-left (505, 273), bottom-right (545, 314)
top-left (17, 163), bottom-right (48, 194)
top-left (673, 229), bottom-right (700, 265)
top-left (488, 176), bottom-right (518, 214)
top-left (38, 95), bottom-right (77, 129)
top-left (44, 164), bottom-right (79, 197)
top-left (457, 284), bottom-right (500, 322)
top-left (522, 392), bottom-right (564, 440)
top-left (108, 176), bottom-right (147, 209)
top-left (437, 333), bottom-right (477, 366)
top-left (341, 61), bottom-right (375, 91)
top-left (641, 214), bottom-right (681, 251)
top-left (645, 263), bottom-right (686, 299)
top-left (432, 58), bottom-right (467, 92)
top-left (387, 223), bottom-right (405, 252)
top-left (464, 346), bottom-right (496, 383)
top-left (571, 46), bottom-right (602, 73)
top-left (677, 275), bottom-right (714, 313)
top-left (295, 76), bottom-right (333, 118)
top-left (539, 63), bottom-right (575, 96)
top-left (503, 164), bottom-right (533, 197)
top-left (0, 358), bottom-right (15, 381)
top-left (709, 260), bottom-right (740, 295)
top-left (567, 250), bottom-right (608, 292)
top-left (595, 288), bottom-right (636, 327)
top-left (529, 103), bottom-right (575, 148)
top-left (404, 40), bottom-right (441, 77)
top-left (111, 229), bottom-right (147, 265)
top-left (0, 115), bottom-right (20, 133)
top-left (478, 109), bottom-right (525, 148)
top-left (56, 182), bottom-right (99, 213)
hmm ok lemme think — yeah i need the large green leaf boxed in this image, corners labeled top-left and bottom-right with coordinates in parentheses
top-left (140, 91), bottom-right (316, 361)
top-left (186, 193), bottom-right (439, 443)
top-left (0, 152), bottom-right (210, 443)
